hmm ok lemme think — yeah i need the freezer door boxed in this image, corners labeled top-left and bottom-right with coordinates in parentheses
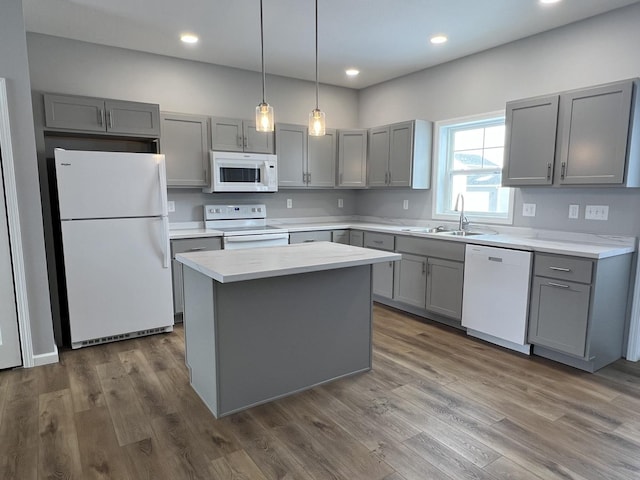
top-left (55, 149), bottom-right (167, 219)
top-left (61, 217), bottom-right (173, 345)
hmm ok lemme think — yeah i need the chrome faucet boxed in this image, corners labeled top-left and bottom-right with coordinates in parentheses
top-left (454, 193), bottom-right (469, 231)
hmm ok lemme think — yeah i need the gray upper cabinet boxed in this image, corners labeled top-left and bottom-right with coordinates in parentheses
top-left (276, 124), bottom-right (336, 188)
top-left (502, 79), bottom-right (640, 187)
top-left (44, 93), bottom-right (160, 137)
top-left (307, 129), bottom-right (337, 187)
top-left (211, 116), bottom-right (274, 154)
top-left (276, 123), bottom-right (308, 187)
top-left (502, 95), bottom-right (559, 186)
top-left (557, 81), bottom-right (634, 185)
top-left (367, 120), bottom-right (432, 189)
top-left (338, 129), bottom-right (367, 188)
top-left (160, 112), bottom-right (210, 187)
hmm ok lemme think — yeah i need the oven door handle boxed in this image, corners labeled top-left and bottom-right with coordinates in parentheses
top-left (224, 233), bottom-right (289, 243)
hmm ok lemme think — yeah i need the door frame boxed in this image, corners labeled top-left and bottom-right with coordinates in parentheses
top-left (0, 77), bottom-right (34, 367)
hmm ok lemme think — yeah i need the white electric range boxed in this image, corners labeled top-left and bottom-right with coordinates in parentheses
top-left (204, 204), bottom-right (289, 250)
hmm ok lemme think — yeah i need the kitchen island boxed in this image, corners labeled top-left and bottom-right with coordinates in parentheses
top-left (175, 241), bottom-right (401, 418)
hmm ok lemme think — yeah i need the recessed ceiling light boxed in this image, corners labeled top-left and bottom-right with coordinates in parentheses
top-left (180, 33), bottom-right (199, 44)
top-left (345, 69), bottom-right (360, 77)
top-left (430, 34), bottom-right (448, 45)
top-left (539, 0), bottom-right (561, 4)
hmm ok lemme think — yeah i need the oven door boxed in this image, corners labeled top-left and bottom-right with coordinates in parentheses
top-left (223, 233), bottom-right (289, 250)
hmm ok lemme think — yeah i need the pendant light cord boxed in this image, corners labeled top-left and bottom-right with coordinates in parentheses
top-left (260, 0), bottom-right (266, 104)
top-left (315, 0), bottom-right (319, 109)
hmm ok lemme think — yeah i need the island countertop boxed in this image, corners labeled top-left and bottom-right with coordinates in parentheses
top-left (175, 241), bottom-right (401, 283)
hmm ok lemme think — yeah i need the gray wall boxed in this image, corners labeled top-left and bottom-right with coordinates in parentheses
top-left (0, 0), bottom-right (55, 355)
top-left (358, 3), bottom-right (640, 237)
top-left (26, 33), bottom-right (360, 223)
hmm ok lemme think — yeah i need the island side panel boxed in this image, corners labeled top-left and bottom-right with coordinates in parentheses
top-left (183, 266), bottom-right (219, 416)
top-left (215, 264), bottom-right (372, 417)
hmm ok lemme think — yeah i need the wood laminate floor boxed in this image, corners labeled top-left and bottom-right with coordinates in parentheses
top-left (2, 304), bottom-right (640, 479)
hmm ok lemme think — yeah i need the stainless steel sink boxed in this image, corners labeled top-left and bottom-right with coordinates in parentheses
top-left (436, 230), bottom-right (484, 237)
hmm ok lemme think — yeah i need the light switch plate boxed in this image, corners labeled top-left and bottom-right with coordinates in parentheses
top-left (403, 200), bottom-right (409, 210)
top-left (568, 204), bottom-right (579, 219)
top-left (585, 205), bottom-right (608, 220)
top-left (167, 201), bottom-right (175, 213)
top-left (338, 198), bottom-right (343, 208)
top-left (286, 199), bottom-right (292, 209)
top-left (522, 203), bottom-right (536, 217)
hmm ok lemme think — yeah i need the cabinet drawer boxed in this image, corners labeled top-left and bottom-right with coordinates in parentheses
top-left (332, 230), bottom-right (350, 244)
top-left (171, 237), bottom-right (222, 256)
top-left (350, 230), bottom-right (364, 247)
top-left (395, 235), bottom-right (465, 262)
top-left (534, 254), bottom-right (593, 284)
top-left (289, 231), bottom-right (332, 244)
top-left (364, 232), bottom-right (395, 251)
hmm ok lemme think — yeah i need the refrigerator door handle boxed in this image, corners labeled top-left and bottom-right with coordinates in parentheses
top-left (161, 216), bottom-right (170, 269)
top-left (158, 157), bottom-right (168, 216)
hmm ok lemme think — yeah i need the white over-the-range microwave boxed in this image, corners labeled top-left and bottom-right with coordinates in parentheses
top-left (203, 151), bottom-right (278, 193)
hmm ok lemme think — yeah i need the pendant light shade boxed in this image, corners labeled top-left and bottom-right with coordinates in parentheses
top-left (256, 0), bottom-right (274, 132)
top-left (309, 0), bottom-right (326, 136)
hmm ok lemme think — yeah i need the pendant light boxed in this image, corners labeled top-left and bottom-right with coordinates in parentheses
top-left (309, 0), bottom-right (326, 136)
top-left (256, 0), bottom-right (274, 132)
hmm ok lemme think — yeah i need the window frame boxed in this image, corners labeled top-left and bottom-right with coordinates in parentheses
top-left (431, 110), bottom-right (514, 225)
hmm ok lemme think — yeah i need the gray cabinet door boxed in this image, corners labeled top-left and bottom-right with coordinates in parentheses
top-left (171, 237), bottom-right (222, 315)
top-left (276, 123), bottom-right (307, 187)
top-left (161, 112), bottom-right (209, 187)
top-left (557, 81), bottom-right (633, 185)
top-left (388, 121), bottom-right (414, 187)
top-left (368, 126), bottom-right (389, 187)
top-left (43, 94), bottom-right (106, 132)
top-left (211, 116), bottom-right (244, 151)
top-left (338, 130), bottom-right (367, 188)
top-left (394, 253), bottom-right (427, 308)
top-left (528, 277), bottom-right (590, 357)
top-left (426, 258), bottom-right (463, 319)
top-left (372, 261), bottom-right (394, 299)
top-left (244, 121), bottom-right (275, 154)
top-left (349, 230), bottom-right (364, 247)
top-left (502, 95), bottom-right (559, 186)
top-left (105, 100), bottom-right (160, 137)
top-left (308, 128), bottom-right (336, 187)
top-left (332, 230), bottom-right (350, 245)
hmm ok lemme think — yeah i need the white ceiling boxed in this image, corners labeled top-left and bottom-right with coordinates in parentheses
top-left (22, 0), bottom-right (640, 89)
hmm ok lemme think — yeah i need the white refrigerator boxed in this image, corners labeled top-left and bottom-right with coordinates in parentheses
top-left (54, 149), bottom-right (173, 349)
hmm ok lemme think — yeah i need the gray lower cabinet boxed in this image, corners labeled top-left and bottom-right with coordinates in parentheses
top-left (289, 230), bottom-right (332, 244)
top-left (527, 252), bottom-right (632, 371)
top-left (502, 78), bottom-right (640, 187)
top-left (171, 237), bottom-right (222, 316)
top-left (211, 116), bottom-right (274, 153)
top-left (393, 253), bottom-right (427, 308)
top-left (364, 232), bottom-right (395, 299)
top-left (43, 93), bottom-right (160, 137)
top-left (331, 229), bottom-right (350, 244)
top-left (161, 112), bottom-right (210, 187)
top-left (425, 257), bottom-right (464, 319)
top-left (338, 130), bottom-right (367, 188)
top-left (349, 230), bottom-right (364, 247)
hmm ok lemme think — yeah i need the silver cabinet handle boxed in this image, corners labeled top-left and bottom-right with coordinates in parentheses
top-left (546, 162), bottom-right (552, 180)
top-left (307, 172), bottom-right (311, 183)
top-left (107, 110), bottom-right (113, 129)
top-left (549, 266), bottom-right (571, 272)
top-left (422, 261), bottom-right (426, 275)
top-left (388, 171), bottom-right (391, 184)
top-left (237, 135), bottom-right (243, 147)
top-left (373, 240), bottom-right (383, 244)
top-left (302, 172), bottom-right (306, 183)
top-left (548, 282), bottom-right (570, 289)
top-left (560, 162), bottom-right (566, 179)
top-left (188, 247), bottom-right (204, 251)
top-left (244, 137), bottom-right (248, 148)
top-left (303, 239), bottom-right (315, 243)
top-left (98, 108), bottom-right (104, 126)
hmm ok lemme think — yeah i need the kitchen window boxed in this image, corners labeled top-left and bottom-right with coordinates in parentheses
top-left (432, 111), bottom-right (514, 224)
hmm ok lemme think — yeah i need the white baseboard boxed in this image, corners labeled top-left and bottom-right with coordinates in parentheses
top-left (32, 345), bottom-right (59, 367)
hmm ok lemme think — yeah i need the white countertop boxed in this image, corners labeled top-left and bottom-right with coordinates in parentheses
top-left (170, 220), bottom-right (635, 259)
top-left (175, 241), bottom-right (402, 283)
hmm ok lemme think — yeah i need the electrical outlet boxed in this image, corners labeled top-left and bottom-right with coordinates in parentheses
top-left (568, 204), bottom-right (579, 219)
top-left (338, 198), bottom-right (343, 208)
top-left (522, 203), bottom-right (536, 217)
top-left (167, 201), bottom-right (175, 213)
top-left (585, 205), bottom-right (609, 220)
top-left (286, 199), bottom-right (292, 209)
top-left (403, 200), bottom-right (409, 210)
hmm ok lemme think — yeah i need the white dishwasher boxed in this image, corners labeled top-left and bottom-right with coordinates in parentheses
top-left (462, 244), bottom-right (533, 354)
